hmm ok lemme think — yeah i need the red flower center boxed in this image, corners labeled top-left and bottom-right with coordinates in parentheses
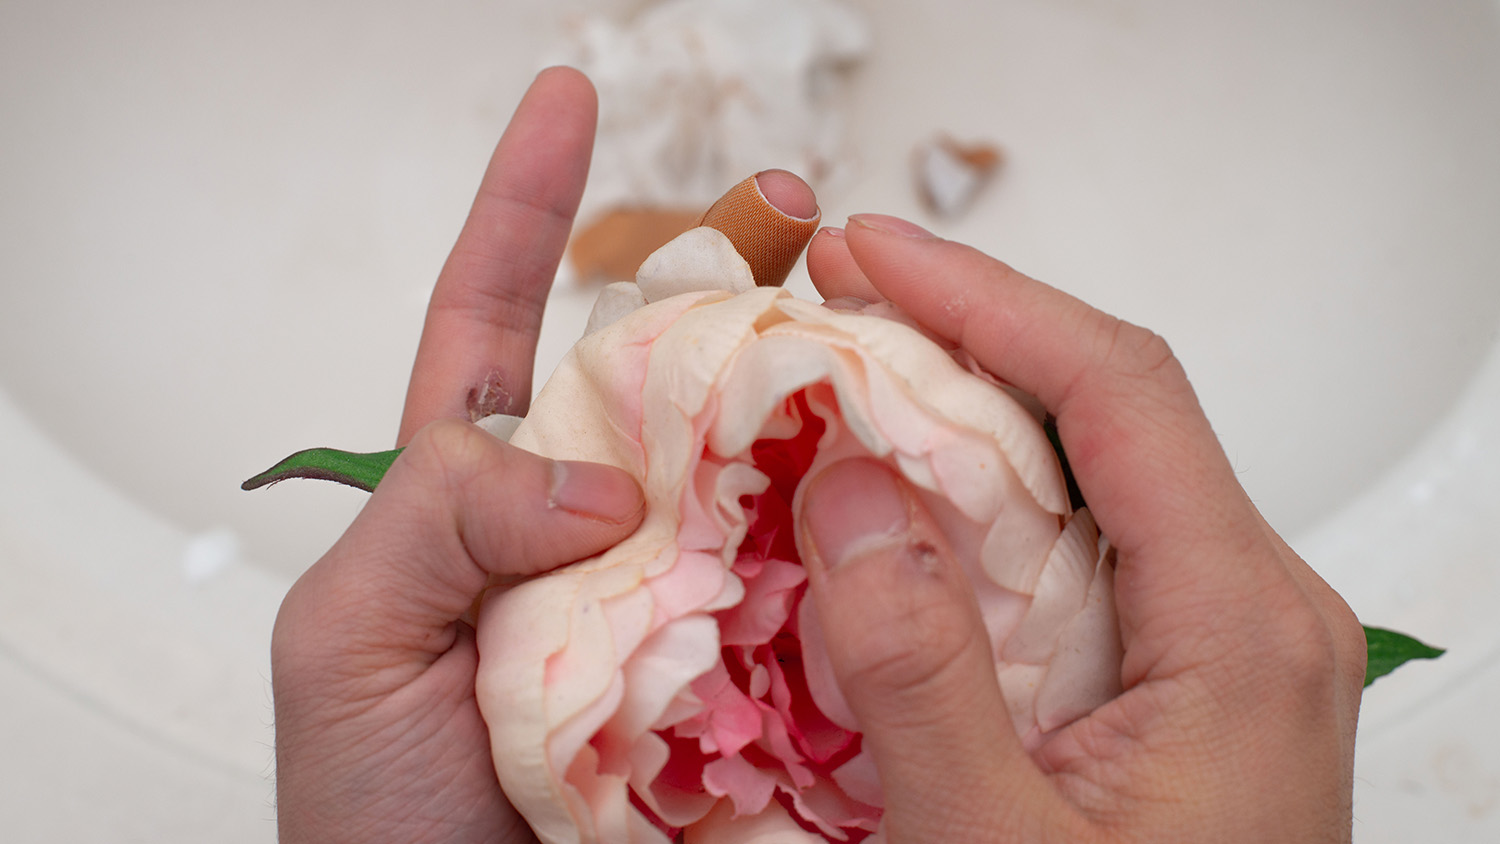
top-left (635, 390), bottom-right (879, 841)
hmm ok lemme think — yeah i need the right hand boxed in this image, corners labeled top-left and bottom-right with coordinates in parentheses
top-left (797, 214), bottom-right (1367, 843)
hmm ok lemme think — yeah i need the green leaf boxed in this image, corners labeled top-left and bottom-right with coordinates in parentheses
top-left (1363, 625), bottom-right (1444, 688)
top-left (241, 447), bottom-right (403, 493)
top-left (241, 444), bottom-right (1445, 694)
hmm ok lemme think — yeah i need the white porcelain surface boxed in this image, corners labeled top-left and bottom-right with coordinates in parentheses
top-left (2, 1), bottom-right (1497, 840)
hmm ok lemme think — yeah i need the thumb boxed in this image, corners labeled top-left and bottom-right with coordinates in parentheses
top-left (797, 458), bottom-right (1080, 842)
top-left (275, 419), bottom-right (645, 675)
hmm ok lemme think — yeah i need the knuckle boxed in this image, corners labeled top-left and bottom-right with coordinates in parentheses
top-left (1317, 588), bottom-right (1369, 692)
top-left (846, 624), bottom-right (978, 713)
top-left (1058, 310), bottom-right (1193, 419)
top-left (445, 263), bottom-right (546, 335)
top-left (1257, 562), bottom-right (1367, 697)
top-left (1241, 591), bottom-right (1350, 700)
top-left (1095, 313), bottom-right (1181, 382)
top-left (1276, 614), bottom-right (1344, 688)
top-left (268, 588), bottom-right (308, 665)
top-left (389, 419), bottom-right (527, 545)
top-left (401, 418), bottom-right (492, 488)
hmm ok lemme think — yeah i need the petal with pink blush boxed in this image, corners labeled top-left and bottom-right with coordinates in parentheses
top-left (831, 751), bottom-right (882, 810)
top-left (686, 799), bottom-right (825, 844)
top-left (684, 663), bottom-right (765, 759)
top-left (611, 615), bottom-right (721, 740)
top-left (718, 558), bottom-right (806, 647)
top-left (646, 550), bottom-right (733, 619)
top-left (629, 732), bottom-right (718, 829)
top-left (703, 752), bottom-right (779, 817)
top-left (474, 227), bottom-right (1122, 843)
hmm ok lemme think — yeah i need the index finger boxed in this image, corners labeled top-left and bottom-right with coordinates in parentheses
top-left (397, 67), bottom-right (598, 444)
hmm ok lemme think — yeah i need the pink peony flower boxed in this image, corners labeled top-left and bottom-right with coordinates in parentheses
top-left (474, 227), bottom-right (1122, 843)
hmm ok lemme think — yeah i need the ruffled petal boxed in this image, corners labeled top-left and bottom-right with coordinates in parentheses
top-left (1002, 509), bottom-right (1101, 664)
top-left (584, 280), bottom-right (647, 335)
top-left (478, 228), bottom-right (1120, 842)
top-left (685, 798), bottom-right (825, 844)
top-left (610, 615), bottom-right (722, 741)
top-left (1034, 537), bottom-right (1123, 734)
top-left (703, 753), bottom-right (779, 817)
top-left (718, 558), bottom-right (806, 647)
top-left (830, 750), bottom-right (882, 810)
top-left (636, 226), bottom-right (757, 302)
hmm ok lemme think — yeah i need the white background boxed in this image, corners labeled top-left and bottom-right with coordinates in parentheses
top-left (2, 1), bottom-right (1497, 840)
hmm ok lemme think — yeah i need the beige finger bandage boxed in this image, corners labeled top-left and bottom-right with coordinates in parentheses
top-left (698, 174), bottom-right (821, 287)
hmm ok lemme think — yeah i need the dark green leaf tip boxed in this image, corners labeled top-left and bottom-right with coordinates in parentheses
top-left (241, 447), bottom-right (403, 493)
top-left (1363, 625), bottom-right (1445, 688)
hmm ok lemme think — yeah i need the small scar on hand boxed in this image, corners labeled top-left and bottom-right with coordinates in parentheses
top-left (467, 370), bottom-right (516, 421)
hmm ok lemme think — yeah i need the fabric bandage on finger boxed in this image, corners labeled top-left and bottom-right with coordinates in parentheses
top-left (699, 173), bottom-right (822, 287)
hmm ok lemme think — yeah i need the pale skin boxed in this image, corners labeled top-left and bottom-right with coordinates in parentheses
top-left (271, 67), bottom-right (1366, 843)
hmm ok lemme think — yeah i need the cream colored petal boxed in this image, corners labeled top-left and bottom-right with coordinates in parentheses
top-left (1034, 535), bottom-right (1123, 734)
top-left (511, 288), bottom-right (716, 472)
top-left (637, 289), bottom-right (775, 507)
top-left (642, 548), bottom-right (733, 621)
top-left (772, 297), bottom-right (1068, 515)
top-left (544, 591), bottom-right (644, 777)
top-left (474, 413), bottom-right (525, 441)
top-left (636, 226), bottom-right (756, 302)
top-left (977, 498), bottom-right (1064, 598)
top-left (584, 281), bottom-right (647, 335)
top-left (477, 537), bottom-right (668, 840)
top-left (555, 742), bottom-right (640, 844)
top-left (609, 614), bottom-right (721, 745)
top-left (478, 241), bottom-right (1121, 843)
top-left (995, 661), bottom-right (1047, 746)
top-left (676, 457), bottom-right (767, 561)
top-left (1001, 509), bottom-right (1101, 664)
top-left (549, 672), bottom-right (627, 818)
top-left (476, 573), bottom-right (586, 843)
top-left (707, 335), bottom-right (862, 461)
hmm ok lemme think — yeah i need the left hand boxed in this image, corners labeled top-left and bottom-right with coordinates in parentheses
top-left (270, 67), bottom-right (648, 844)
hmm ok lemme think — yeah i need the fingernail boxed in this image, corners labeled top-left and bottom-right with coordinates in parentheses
top-left (817, 225), bottom-right (846, 240)
top-left (848, 213), bottom-right (937, 240)
top-left (821, 294), bottom-right (872, 313)
top-left (754, 169), bottom-right (820, 220)
top-left (549, 460), bottom-right (644, 525)
top-left (800, 459), bottom-right (911, 570)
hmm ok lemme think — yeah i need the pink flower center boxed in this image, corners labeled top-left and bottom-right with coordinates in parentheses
top-left (640, 391), bottom-right (880, 841)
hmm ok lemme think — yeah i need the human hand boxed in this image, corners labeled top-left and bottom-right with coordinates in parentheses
top-left (798, 216), bottom-right (1367, 842)
top-left (269, 68), bottom-right (647, 844)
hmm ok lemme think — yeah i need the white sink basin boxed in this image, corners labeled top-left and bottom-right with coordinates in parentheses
top-left (2, 1), bottom-right (1498, 840)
